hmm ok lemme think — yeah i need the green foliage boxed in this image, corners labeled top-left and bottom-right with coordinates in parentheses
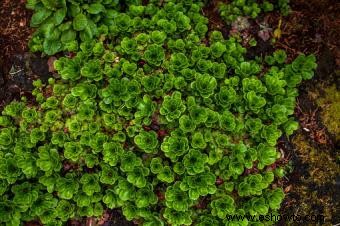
top-left (160, 91), bottom-right (186, 122)
top-left (0, 0), bottom-right (315, 225)
top-left (165, 182), bottom-right (192, 211)
top-left (180, 172), bottom-right (216, 200)
top-left (134, 131), bottom-right (158, 153)
top-left (211, 195), bottom-right (236, 218)
top-left (161, 135), bottom-right (189, 161)
top-left (219, 0), bottom-right (291, 24)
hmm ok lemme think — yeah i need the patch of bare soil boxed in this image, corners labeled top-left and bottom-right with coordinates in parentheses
top-left (0, 0), bottom-right (33, 109)
top-left (272, 0), bottom-right (340, 224)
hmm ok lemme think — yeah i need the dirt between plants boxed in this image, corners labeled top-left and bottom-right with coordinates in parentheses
top-left (270, 0), bottom-right (340, 225)
top-left (0, 0), bottom-right (33, 110)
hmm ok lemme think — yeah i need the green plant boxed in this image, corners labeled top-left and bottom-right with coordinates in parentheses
top-left (219, 0), bottom-right (291, 24)
top-left (0, 0), bottom-right (317, 225)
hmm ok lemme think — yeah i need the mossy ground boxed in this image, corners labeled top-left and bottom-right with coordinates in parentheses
top-left (290, 133), bottom-right (338, 221)
top-left (280, 77), bottom-right (340, 225)
top-left (270, 0), bottom-right (340, 224)
top-left (279, 78), bottom-right (339, 225)
top-left (314, 84), bottom-right (340, 142)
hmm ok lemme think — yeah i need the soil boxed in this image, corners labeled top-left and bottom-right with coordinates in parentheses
top-left (272, 1), bottom-right (340, 225)
top-left (1, 0), bottom-right (339, 225)
top-left (0, 0), bottom-right (31, 60)
top-left (0, 0), bottom-right (32, 109)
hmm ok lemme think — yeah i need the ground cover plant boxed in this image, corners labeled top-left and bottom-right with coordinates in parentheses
top-left (0, 0), bottom-right (317, 225)
top-left (218, 0), bottom-right (290, 24)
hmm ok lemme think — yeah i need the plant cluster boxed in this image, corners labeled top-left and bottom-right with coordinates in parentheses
top-left (219, 0), bottom-right (290, 23)
top-left (0, 0), bottom-right (316, 225)
top-left (27, 0), bottom-right (163, 55)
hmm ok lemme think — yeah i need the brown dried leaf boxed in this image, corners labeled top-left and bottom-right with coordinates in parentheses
top-left (47, 56), bottom-right (57, 73)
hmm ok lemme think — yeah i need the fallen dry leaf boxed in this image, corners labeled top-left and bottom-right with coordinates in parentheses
top-left (47, 56), bottom-right (57, 73)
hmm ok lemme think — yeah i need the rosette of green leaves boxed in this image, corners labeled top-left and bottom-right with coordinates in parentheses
top-left (55, 200), bottom-right (75, 221)
top-left (246, 196), bottom-right (269, 215)
top-left (0, 154), bottom-right (22, 184)
top-left (135, 185), bottom-right (158, 208)
top-left (163, 207), bottom-right (192, 226)
top-left (265, 188), bottom-right (285, 210)
top-left (0, 128), bottom-right (15, 148)
top-left (188, 105), bottom-right (208, 125)
top-left (237, 173), bottom-right (271, 197)
top-left (168, 53), bottom-right (189, 72)
top-left (150, 157), bottom-right (163, 174)
top-left (36, 147), bottom-right (62, 176)
top-left (120, 151), bottom-right (142, 173)
top-left (244, 91), bottom-right (266, 113)
top-left (216, 86), bottom-right (238, 108)
top-left (11, 182), bottom-right (39, 212)
top-left (179, 115), bottom-right (196, 133)
top-left (165, 182), bottom-right (192, 212)
top-left (257, 143), bottom-right (279, 169)
top-left (191, 74), bottom-right (217, 98)
top-left (134, 131), bottom-right (158, 153)
top-left (210, 195), bottom-right (235, 219)
top-left (161, 135), bottom-right (189, 161)
top-left (63, 141), bottom-right (83, 162)
top-left (183, 149), bottom-right (208, 175)
top-left (144, 44), bottom-right (165, 66)
top-left (55, 173), bottom-right (79, 199)
top-left (114, 179), bottom-right (136, 201)
top-left (261, 125), bottom-right (282, 146)
top-left (102, 142), bottom-right (123, 166)
top-left (80, 173), bottom-right (101, 196)
top-left (99, 164), bottom-right (118, 185)
top-left (160, 91), bottom-right (186, 122)
top-left (127, 166), bottom-right (150, 188)
top-left (180, 172), bottom-right (216, 200)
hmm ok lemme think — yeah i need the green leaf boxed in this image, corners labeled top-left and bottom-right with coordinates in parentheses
top-left (41, 0), bottom-right (66, 10)
top-left (58, 21), bottom-right (72, 31)
top-left (73, 14), bottom-right (88, 31)
top-left (87, 3), bottom-right (105, 14)
top-left (61, 29), bottom-right (76, 43)
top-left (79, 26), bottom-right (93, 41)
top-left (44, 24), bottom-right (61, 40)
top-left (43, 39), bottom-right (62, 55)
top-left (30, 8), bottom-right (52, 27)
top-left (69, 4), bottom-right (81, 17)
top-left (26, 0), bottom-right (39, 10)
top-left (54, 8), bottom-right (67, 25)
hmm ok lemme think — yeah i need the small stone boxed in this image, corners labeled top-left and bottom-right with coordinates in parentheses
top-left (303, 127), bottom-right (310, 132)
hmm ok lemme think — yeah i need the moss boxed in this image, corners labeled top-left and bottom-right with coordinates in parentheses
top-left (293, 134), bottom-right (338, 185)
top-left (315, 85), bottom-right (340, 141)
top-left (289, 133), bottom-right (339, 223)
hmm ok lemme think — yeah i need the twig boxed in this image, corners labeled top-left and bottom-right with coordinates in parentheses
top-left (9, 69), bottom-right (24, 75)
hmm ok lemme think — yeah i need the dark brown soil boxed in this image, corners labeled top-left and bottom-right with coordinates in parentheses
top-left (0, 0), bottom-right (31, 60)
top-left (0, 0), bottom-right (33, 109)
top-left (104, 209), bottom-right (136, 226)
top-left (272, 0), bottom-right (340, 225)
top-left (273, 0), bottom-right (340, 68)
top-left (202, 0), bottom-right (230, 36)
